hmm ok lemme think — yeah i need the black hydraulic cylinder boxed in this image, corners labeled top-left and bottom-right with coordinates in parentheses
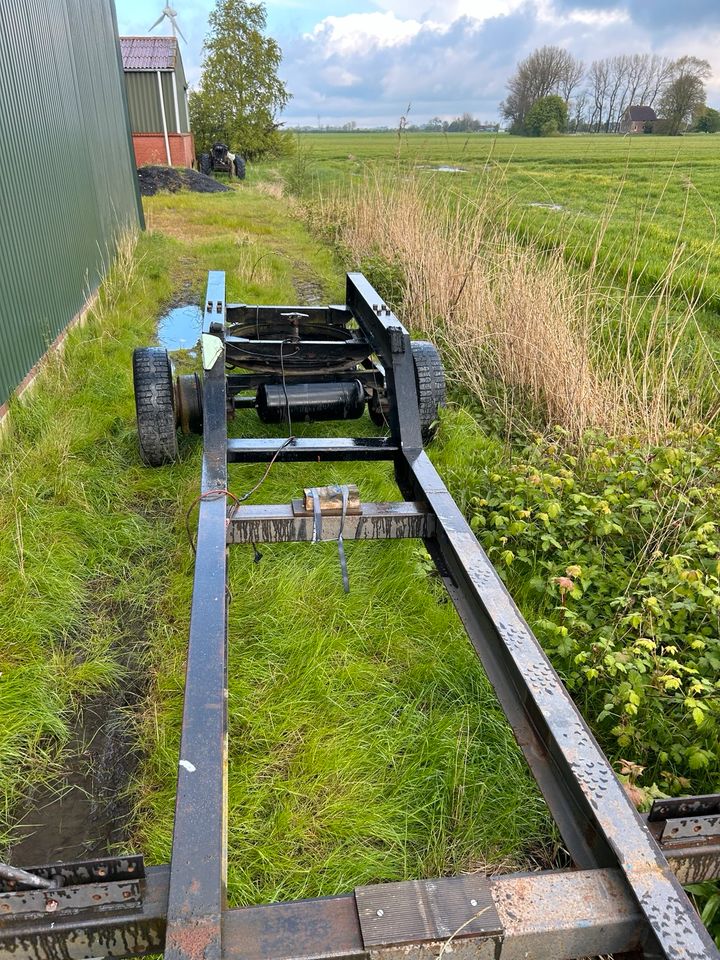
top-left (256, 380), bottom-right (365, 423)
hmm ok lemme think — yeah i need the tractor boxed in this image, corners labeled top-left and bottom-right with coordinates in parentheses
top-left (198, 142), bottom-right (245, 179)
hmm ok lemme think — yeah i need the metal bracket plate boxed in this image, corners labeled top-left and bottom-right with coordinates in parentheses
top-left (355, 876), bottom-right (502, 948)
top-left (0, 856), bottom-right (145, 894)
top-left (0, 880), bottom-right (142, 919)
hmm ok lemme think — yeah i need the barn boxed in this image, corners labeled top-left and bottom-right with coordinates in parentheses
top-left (0, 0), bottom-right (142, 417)
top-left (621, 105), bottom-right (657, 134)
top-left (120, 36), bottom-right (194, 167)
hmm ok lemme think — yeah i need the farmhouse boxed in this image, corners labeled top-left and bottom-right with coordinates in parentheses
top-left (621, 105), bottom-right (657, 133)
top-left (120, 36), bottom-right (194, 167)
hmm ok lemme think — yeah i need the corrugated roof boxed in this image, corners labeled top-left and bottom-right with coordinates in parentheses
top-left (625, 105), bottom-right (657, 122)
top-left (120, 36), bottom-right (177, 71)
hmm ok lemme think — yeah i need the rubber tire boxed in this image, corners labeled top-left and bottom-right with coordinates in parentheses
top-left (234, 156), bottom-right (246, 180)
top-left (411, 340), bottom-right (446, 443)
top-left (199, 153), bottom-right (212, 176)
top-left (133, 347), bottom-right (179, 466)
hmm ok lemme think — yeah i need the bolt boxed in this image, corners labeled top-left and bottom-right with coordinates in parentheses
top-left (122, 890), bottom-right (133, 899)
top-left (376, 909), bottom-right (384, 918)
top-left (45, 899), bottom-right (59, 913)
top-left (0, 904), bottom-right (11, 913)
top-left (92, 894), bottom-right (102, 902)
top-left (470, 899), bottom-right (478, 907)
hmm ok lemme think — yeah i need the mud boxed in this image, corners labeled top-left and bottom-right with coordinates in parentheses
top-left (292, 273), bottom-right (324, 306)
top-left (6, 592), bottom-right (151, 867)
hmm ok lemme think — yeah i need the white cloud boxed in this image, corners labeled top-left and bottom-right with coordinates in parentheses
top-left (305, 11), bottom-right (438, 56)
top-left (370, 0), bottom-right (525, 24)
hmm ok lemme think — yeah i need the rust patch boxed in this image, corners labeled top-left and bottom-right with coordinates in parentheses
top-left (165, 915), bottom-right (220, 960)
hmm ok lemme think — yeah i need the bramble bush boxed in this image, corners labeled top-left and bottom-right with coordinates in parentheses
top-left (438, 415), bottom-right (720, 798)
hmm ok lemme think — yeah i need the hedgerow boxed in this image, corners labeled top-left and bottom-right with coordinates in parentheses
top-left (454, 421), bottom-right (720, 797)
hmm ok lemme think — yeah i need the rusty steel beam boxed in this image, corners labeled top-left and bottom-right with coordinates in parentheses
top-left (164, 273), bottom-right (229, 960)
top-left (221, 868), bottom-right (643, 960)
top-left (226, 502), bottom-right (433, 544)
top-left (2, 833), bottom-right (719, 960)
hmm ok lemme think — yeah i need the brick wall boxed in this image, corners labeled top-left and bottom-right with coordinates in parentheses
top-left (132, 133), bottom-right (195, 167)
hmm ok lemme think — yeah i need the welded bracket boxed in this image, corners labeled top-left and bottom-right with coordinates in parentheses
top-left (0, 856), bottom-right (145, 920)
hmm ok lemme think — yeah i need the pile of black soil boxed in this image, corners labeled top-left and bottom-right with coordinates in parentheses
top-left (137, 165), bottom-right (231, 197)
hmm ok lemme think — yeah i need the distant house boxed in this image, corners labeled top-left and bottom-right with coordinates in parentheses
top-left (120, 36), bottom-right (194, 167)
top-left (621, 105), bottom-right (657, 134)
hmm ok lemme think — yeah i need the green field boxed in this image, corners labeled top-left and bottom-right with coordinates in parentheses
top-left (276, 132), bottom-right (720, 330)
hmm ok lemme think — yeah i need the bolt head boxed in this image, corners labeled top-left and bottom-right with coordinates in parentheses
top-left (470, 899), bottom-right (478, 907)
top-left (376, 908), bottom-right (384, 917)
top-left (45, 899), bottom-right (59, 913)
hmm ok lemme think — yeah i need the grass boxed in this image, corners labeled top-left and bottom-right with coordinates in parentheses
top-left (308, 164), bottom-right (719, 442)
top-left (0, 183), bottom-right (553, 898)
top-left (266, 132), bottom-right (720, 336)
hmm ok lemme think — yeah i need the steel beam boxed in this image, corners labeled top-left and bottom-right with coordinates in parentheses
top-left (164, 276), bottom-right (229, 960)
top-left (226, 502), bottom-right (433, 544)
top-left (345, 274), bottom-right (423, 453)
top-left (226, 437), bottom-right (398, 463)
top-left (221, 868), bottom-right (643, 960)
top-left (3, 838), bottom-right (719, 960)
top-left (404, 449), bottom-right (718, 960)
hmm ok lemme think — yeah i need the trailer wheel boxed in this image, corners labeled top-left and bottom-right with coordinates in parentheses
top-left (411, 340), bottom-right (446, 443)
top-left (199, 153), bottom-right (212, 176)
top-left (234, 156), bottom-right (246, 180)
top-left (133, 347), bottom-right (179, 466)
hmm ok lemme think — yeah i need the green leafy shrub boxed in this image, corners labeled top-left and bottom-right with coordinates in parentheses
top-left (450, 420), bottom-right (720, 795)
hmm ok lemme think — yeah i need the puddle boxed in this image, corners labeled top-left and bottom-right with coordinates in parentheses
top-left (528, 202), bottom-right (565, 212)
top-left (158, 303), bottom-right (203, 352)
top-left (420, 165), bottom-right (467, 173)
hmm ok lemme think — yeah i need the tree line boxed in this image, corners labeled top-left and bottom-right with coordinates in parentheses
top-left (501, 46), bottom-right (715, 136)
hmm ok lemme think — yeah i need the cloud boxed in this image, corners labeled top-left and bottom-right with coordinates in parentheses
top-left (117, 0), bottom-right (720, 126)
top-left (551, 0), bottom-right (720, 30)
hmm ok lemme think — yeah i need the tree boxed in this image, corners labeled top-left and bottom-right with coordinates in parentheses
top-left (501, 46), bottom-right (583, 131)
top-left (658, 57), bottom-right (711, 136)
top-left (695, 107), bottom-right (720, 133)
top-left (524, 95), bottom-right (568, 136)
top-left (189, 0), bottom-right (290, 158)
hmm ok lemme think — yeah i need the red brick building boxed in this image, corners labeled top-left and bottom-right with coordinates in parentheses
top-left (120, 36), bottom-right (194, 167)
top-left (620, 105), bottom-right (657, 134)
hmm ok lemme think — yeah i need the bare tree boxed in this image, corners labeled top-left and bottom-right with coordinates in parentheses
top-left (570, 88), bottom-right (589, 132)
top-left (604, 55), bottom-right (629, 131)
top-left (501, 45), bottom-right (584, 130)
top-left (640, 55), bottom-right (676, 108)
top-left (588, 59), bottom-right (610, 132)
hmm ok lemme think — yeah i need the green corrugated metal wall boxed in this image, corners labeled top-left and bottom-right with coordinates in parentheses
top-left (125, 71), bottom-right (190, 134)
top-left (0, 0), bottom-right (142, 410)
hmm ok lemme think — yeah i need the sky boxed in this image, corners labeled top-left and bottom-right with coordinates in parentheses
top-left (116, 0), bottom-right (720, 126)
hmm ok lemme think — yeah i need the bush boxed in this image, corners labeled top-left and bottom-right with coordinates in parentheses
top-left (524, 96), bottom-right (569, 137)
top-left (456, 422), bottom-right (720, 796)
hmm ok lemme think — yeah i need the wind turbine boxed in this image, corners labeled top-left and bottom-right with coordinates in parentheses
top-left (149, 4), bottom-right (187, 44)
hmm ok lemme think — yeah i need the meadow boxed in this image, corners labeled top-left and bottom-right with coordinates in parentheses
top-left (287, 132), bottom-right (720, 330)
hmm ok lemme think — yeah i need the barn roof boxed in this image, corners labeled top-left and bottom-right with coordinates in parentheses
top-left (120, 36), bottom-right (177, 71)
top-left (625, 105), bottom-right (657, 122)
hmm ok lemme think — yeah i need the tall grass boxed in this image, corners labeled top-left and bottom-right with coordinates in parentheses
top-left (316, 171), bottom-right (719, 441)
